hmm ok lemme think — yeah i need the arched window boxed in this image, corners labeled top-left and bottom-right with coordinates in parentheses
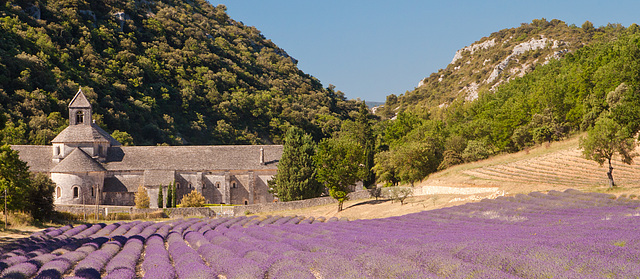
top-left (244, 200), bottom-right (248, 205)
top-left (188, 183), bottom-right (192, 189)
top-left (91, 187), bottom-right (95, 197)
top-left (231, 182), bottom-right (237, 189)
top-left (76, 111), bottom-right (84, 124)
top-left (216, 182), bottom-right (220, 189)
top-left (73, 186), bottom-right (80, 198)
top-left (176, 183), bottom-right (180, 189)
top-left (56, 187), bottom-right (61, 198)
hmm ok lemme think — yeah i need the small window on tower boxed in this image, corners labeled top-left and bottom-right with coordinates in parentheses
top-left (73, 186), bottom-right (80, 198)
top-left (76, 111), bottom-right (84, 124)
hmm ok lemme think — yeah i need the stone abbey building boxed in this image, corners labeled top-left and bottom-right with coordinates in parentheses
top-left (12, 90), bottom-right (282, 207)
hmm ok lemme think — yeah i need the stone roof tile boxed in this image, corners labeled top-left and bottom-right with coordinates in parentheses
top-left (51, 148), bottom-right (106, 173)
top-left (11, 145), bottom-right (53, 172)
top-left (105, 145), bottom-right (282, 171)
top-left (51, 123), bottom-right (121, 146)
top-left (143, 170), bottom-right (175, 186)
top-left (69, 89), bottom-right (91, 108)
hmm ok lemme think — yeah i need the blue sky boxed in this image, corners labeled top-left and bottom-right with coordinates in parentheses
top-left (212, 1), bottom-right (640, 102)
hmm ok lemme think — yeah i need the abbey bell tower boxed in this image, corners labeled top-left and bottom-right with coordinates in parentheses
top-left (68, 89), bottom-right (92, 126)
top-left (51, 89), bottom-right (121, 163)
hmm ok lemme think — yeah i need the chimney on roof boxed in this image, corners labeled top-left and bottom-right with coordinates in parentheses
top-left (260, 147), bottom-right (265, 165)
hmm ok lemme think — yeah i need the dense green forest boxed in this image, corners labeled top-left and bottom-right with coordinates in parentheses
top-left (0, 0), bottom-right (358, 146)
top-left (373, 20), bottom-right (640, 186)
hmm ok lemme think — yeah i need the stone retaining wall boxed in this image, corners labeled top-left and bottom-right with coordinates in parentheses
top-left (232, 190), bottom-right (371, 215)
top-left (56, 187), bottom-right (495, 218)
top-left (55, 190), bottom-right (372, 218)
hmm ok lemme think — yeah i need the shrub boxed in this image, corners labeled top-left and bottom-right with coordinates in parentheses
top-left (0, 211), bottom-right (34, 227)
top-left (368, 187), bottom-right (382, 200)
top-left (131, 213), bottom-right (147, 219)
top-left (462, 140), bottom-right (492, 162)
top-left (179, 191), bottom-right (206, 207)
top-left (135, 185), bottom-right (150, 209)
top-left (148, 210), bottom-right (167, 219)
top-left (51, 211), bottom-right (79, 222)
top-left (389, 187), bottom-right (412, 205)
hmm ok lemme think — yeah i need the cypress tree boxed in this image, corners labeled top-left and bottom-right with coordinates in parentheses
top-left (158, 185), bottom-right (164, 208)
top-left (166, 182), bottom-right (173, 208)
top-left (172, 183), bottom-right (177, 207)
top-left (355, 103), bottom-right (376, 187)
top-left (268, 126), bottom-right (322, 201)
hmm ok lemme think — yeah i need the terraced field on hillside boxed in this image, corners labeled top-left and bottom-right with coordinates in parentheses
top-left (422, 136), bottom-right (640, 194)
top-left (464, 147), bottom-right (640, 187)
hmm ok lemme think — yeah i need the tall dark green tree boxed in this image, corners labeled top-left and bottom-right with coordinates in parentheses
top-left (356, 103), bottom-right (376, 187)
top-left (338, 103), bottom-right (377, 188)
top-left (0, 145), bottom-right (31, 213)
top-left (166, 182), bottom-right (173, 208)
top-left (172, 183), bottom-right (177, 207)
top-left (158, 185), bottom-right (164, 208)
top-left (268, 127), bottom-right (322, 201)
top-left (27, 173), bottom-right (55, 220)
top-left (314, 137), bottom-right (365, 212)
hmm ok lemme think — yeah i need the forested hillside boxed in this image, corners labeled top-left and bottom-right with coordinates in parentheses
top-left (0, 0), bottom-right (358, 146)
top-left (378, 19), bottom-right (636, 116)
top-left (373, 19), bottom-right (640, 186)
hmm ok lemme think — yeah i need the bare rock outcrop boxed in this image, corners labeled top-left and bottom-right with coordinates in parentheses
top-left (486, 37), bottom-right (558, 83)
top-left (450, 38), bottom-right (497, 65)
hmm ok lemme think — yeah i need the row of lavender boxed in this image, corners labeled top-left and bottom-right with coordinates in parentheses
top-left (0, 214), bottom-right (346, 278)
top-left (1, 189), bottom-right (639, 278)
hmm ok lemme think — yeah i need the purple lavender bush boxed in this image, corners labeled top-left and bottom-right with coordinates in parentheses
top-left (3, 189), bottom-right (640, 278)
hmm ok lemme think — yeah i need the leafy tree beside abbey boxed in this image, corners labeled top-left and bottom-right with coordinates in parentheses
top-left (268, 126), bottom-right (323, 202)
top-left (0, 0), bottom-right (359, 146)
top-left (0, 145), bottom-right (56, 220)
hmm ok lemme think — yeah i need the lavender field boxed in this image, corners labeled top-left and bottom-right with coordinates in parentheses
top-left (1, 189), bottom-right (640, 278)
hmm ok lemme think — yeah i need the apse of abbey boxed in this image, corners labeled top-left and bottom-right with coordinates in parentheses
top-left (11, 89), bottom-right (283, 207)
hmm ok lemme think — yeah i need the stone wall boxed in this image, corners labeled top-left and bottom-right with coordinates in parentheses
top-left (56, 187), bottom-right (502, 219)
top-left (101, 192), bottom-right (135, 206)
top-left (232, 189), bottom-right (371, 215)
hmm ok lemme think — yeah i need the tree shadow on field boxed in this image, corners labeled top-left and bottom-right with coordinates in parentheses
top-left (344, 199), bottom-right (390, 210)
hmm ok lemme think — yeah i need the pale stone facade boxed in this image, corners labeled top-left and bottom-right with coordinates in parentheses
top-left (13, 89), bottom-right (282, 208)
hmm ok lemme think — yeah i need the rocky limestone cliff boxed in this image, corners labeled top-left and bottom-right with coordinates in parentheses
top-left (407, 19), bottom-right (592, 109)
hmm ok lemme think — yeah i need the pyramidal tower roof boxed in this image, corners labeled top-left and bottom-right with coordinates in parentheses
top-left (69, 89), bottom-right (91, 108)
top-left (51, 148), bottom-right (106, 173)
